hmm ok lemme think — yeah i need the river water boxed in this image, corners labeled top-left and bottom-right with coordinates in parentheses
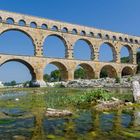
top-left (0, 88), bottom-right (139, 140)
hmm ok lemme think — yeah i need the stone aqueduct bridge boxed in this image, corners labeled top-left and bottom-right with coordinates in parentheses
top-left (0, 10), bottom-right (139, 86)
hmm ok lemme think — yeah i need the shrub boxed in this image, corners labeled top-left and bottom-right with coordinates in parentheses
top-left (115, 77), bottom-right (120, 83)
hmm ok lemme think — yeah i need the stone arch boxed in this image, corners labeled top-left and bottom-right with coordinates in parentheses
top-left (105, 34), bottom-right (110, 40)
top-left (74, 63), bottom-right (95, 79)
top-left (0, 58), bottom-right (36, 81)
top-left (18, 19), bottom-right (26, 26)
top-left (44, 61), bottom-right (68, 81)
top-left (121, 66), bottom-right (133, 77)
top-left (100, 65), bottom-right (117, 78)
top-left (6, 17), bottom-right (15, 24)
top-left (120, 44), bottom-right (133, 63)
top-left (0, 16), bottom-right (2, 22)
top-left (99, 42), bottom-right (117, 62)
top-left (62, 27), bottom-right (68, 33)
top-left (43, 34), bottom-right (68, 58)
top-left (73, 38), bottom-right (94, 60)
top-left (80, 30), bottom-right (86, 36)
top-left (30, 22), bottom-right (37, 28)
top-left (72, 29), bottom-right (78, 34)
top-left (0, 28), bottom-right (35, 55)
top-left (89, 32), bottom-right (94, 37)
top-left (135, 39), bottom-right (138, 44)
top-left (51, 25), bottom-right (59, 31)
top-left (41, 24), bottom-right (48, 29)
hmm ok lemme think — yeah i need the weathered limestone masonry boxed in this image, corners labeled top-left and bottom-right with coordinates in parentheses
top-left (0, 10), bottom-right (139, 87)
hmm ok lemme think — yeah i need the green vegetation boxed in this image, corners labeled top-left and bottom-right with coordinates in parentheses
top-left (4, 80), bottom-right (17, 86)
top-left (74, 68), bottom-right (86, 79)
top-left (115, 77), bottom-right (120, 83)
top-left (100, 69), bottom-right (108, 78)
top-left (44, 70), bottom-right (61, 82)
top-left (0, 88), bottom-right (133, 109)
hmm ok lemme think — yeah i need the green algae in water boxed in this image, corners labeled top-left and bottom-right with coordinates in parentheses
top-left (0, 119), bottom-right (15, 124)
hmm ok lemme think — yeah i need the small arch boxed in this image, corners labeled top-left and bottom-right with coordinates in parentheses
top-left (119, 37), bottom-right (123, 41)
top-left (51, 25), bottom-right (59, 31)
top-left (80, 30), bottom-right (86, 36)
top-left (0, 59), bottom-right (36, 81)
top-left (0, 17), bottom-right (2, 22)
top-left (6, 17), bottom-right (14, 24)
top-left (74, 63), bottom-right (95, 79)
top-left (44, 61), bottom-right (68, 81)
top-left (72, 29), bottom-right (78, 34)
top-left (100, 65), bottom-right (117, 78)
top-left (41, 24), bottom-right (48, 29)
top-left (135, 40), bottom-right (138, 44)
top-left (121, 66), bottom-right (133, 77)
top-left (62, 27), bottom-right (68, 33)
top-left (18, 20), bottom-right (26, 26)
top-left (97, 33), bottom-right (102, 38)
top-left (30, 22), bottom-right (37, 28)
top-left (124, 38), bottom-right (128, 42)
top-left (89, 32), bottom-right (94, 37)
top-left (105, 34), bottom-right (110, 40)
top-left (130, 38), bottom-right (133, 43)
top-left (112, 36), bottom-right (117, 41)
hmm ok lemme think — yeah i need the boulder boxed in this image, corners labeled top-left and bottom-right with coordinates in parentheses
top-left (45, 108), bottom-right (72, 117)
top-left (132, 81), bottom-right (140, 103)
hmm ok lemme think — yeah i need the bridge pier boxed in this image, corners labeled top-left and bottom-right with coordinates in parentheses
top-left (30, 67), bottom-right (46, 87)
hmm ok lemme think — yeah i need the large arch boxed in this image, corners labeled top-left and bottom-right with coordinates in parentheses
top-left (100, 65), bottom-right (117, 78)
top-left (44, 61), bottom-right (68, 81)
top-left (74, 63), bottom-right (95, 79)
top-left (73, 39), bottom-right (94, 60)
top-left (43, 34), bottom-right (67, 58)
top-left (136, 48), bottom-right (140, 73)
top-left (121, 66), bottom-right (133, 77)
top-left (99, 42), bottom-right (117, 62)
top-left (0, 29), bottom-right (34, 55)
top-left (120, 45), bottom-right (133, 63)
top-left (0, 59), bottom-right (35, 82)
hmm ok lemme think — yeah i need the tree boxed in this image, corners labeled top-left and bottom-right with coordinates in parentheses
top-left (74, 68), bottom-right (86, 79)
top-left (100, 69), bottom-right (108, 78)
top-left (50, 70), bottom-right (61, 81)
top-left (43, 74), bottom-right (51, 82)
top-left (10, 80), bottom-right (16, 86)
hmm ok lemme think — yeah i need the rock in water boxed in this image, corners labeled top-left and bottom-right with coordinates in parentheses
top-left (132, 81), bottom-right (140, 103)
top-left (45, 108), bottom-right (72, 117)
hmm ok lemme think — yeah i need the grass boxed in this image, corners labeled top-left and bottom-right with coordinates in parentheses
top-left (0, 87), bottom-right (133, 110)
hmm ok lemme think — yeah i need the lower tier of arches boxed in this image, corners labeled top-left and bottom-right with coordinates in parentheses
top-left (0, 54), bottom-right (137, 87)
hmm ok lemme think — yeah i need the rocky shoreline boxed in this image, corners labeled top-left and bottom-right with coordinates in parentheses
top-left (46, 76), bottom-right (140, 88)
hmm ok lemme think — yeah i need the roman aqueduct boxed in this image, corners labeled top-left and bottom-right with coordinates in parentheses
top-left (0, 10), bottom-right (139, 86)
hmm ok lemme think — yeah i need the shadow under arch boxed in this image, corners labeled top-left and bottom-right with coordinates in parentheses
top-left (100, 65), bottom-right (117, 78)
top-left (121, 66), bottom-right (133, 77)
top-left (44, 61), bottom-right (68, 81)
top-left (0, 59), bottom-right (36, 81)
top-left (43, 34), bottom-right (68, 58)
top-left (74, 63), bottom-right (95, 79)
top-left (99, 42), bottom-right (117, 62)
top-left (73, 38), bottom-right (94, 60)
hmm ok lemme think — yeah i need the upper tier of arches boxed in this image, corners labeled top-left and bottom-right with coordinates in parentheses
top-left (0, 11), bottom-right (139, 45)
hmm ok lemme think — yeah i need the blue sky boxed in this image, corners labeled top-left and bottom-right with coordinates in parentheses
top-left (0, 0), bottom-right (140, 82)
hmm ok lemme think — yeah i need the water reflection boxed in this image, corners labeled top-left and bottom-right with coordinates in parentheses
top-left (0, 91), bottom-right (139, 139)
